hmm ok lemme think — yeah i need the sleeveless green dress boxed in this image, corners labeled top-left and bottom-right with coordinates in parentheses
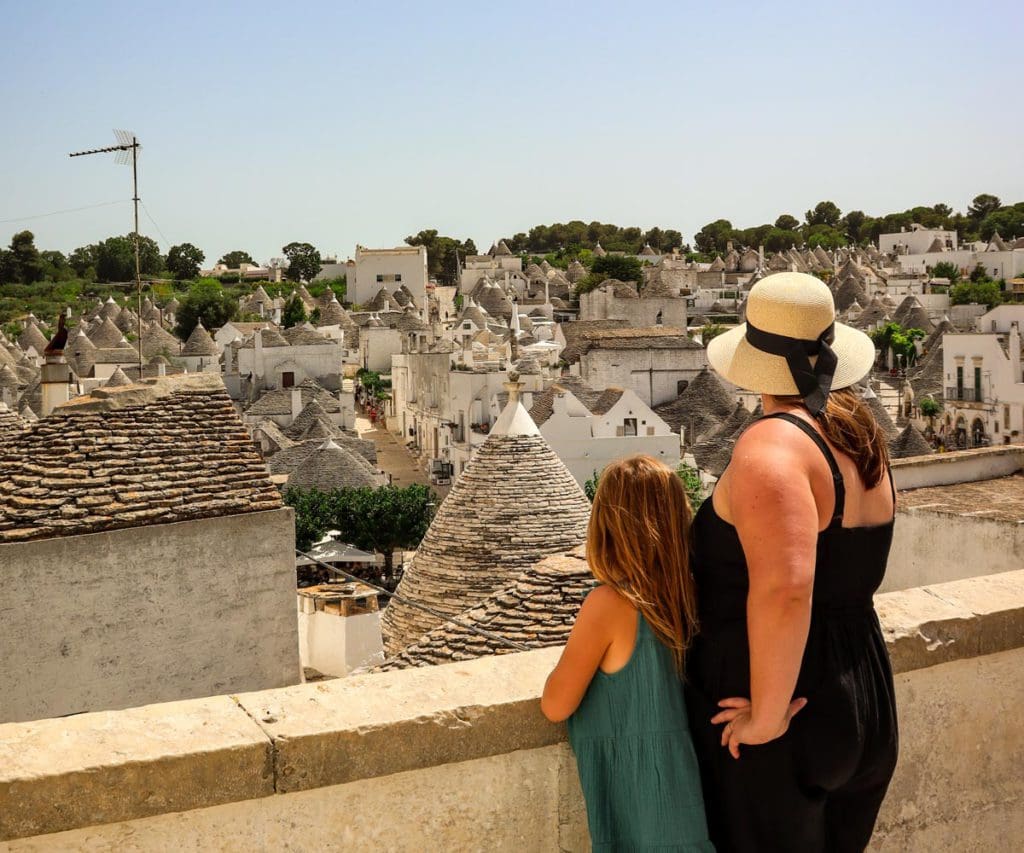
top-left (568, 611), bottom-right (715, 852)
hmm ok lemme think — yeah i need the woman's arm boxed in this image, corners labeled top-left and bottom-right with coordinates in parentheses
top-left (713, 424), bottom-right (817, 754)
top-left (540, 586), bottom-right (620, 722)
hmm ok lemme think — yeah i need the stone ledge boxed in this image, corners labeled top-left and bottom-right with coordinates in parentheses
top-left (2, 571), bottom-right (1024, 842)
top-left (0, 696), bottom-right (273, 841)
top-left (876, 569), bottom-right (1024, 673)
top-left (234, 645), bottom-right (565, 793)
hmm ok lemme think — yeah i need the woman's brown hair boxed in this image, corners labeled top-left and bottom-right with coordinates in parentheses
top-left (586, 455), bottom-right (698, 673)
top-left (775, 387), bottom-right (890, 487)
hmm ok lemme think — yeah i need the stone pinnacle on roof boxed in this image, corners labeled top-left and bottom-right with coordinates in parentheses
top-left (380, 381), bottom-right (590, 655)
top-left (182, 321), bottom-right (218, 357)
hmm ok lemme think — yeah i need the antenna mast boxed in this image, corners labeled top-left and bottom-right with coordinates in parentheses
top-left (70, 131), bottom-right (144, 377)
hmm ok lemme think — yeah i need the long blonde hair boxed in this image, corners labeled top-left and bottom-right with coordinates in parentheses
top-left (587, 455), bottom-right (699, 672)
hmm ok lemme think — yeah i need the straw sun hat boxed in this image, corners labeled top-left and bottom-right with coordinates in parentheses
top-left (707, 272), bottom-right (875, 415)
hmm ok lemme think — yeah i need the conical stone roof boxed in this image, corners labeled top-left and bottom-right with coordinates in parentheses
top-left (318, 294), bottom-right (347, 326)
top-left (137, 321), bottom-right (183, 359)
top-left (104, 367), bottom-right (133, 388)
top-left (653, 367), bottom-right (735, 440)
top-left (381, 389), bottom-right (590, 655)
top-left (889, 423), bottom-right (933, 459)
top-left (285, 398), bottom-right (336, 440)
top-left (834, 276), bottom-right (869, 312)
top-left (18, 322), bottom-right (49, 355)
top-left (285, 439), bottom-right (379, 492)
top-left (182, 322), bottom-right (218, 356)
top-left (88, 317), bottom-right (127, 349)
top-left (100, 296), bottom-right (121, 321)
top-left (892, 296), bottom-right (934, 333)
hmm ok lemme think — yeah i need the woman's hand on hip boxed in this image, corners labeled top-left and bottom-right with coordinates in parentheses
top-left (710, 696), bottom-right (808, 759)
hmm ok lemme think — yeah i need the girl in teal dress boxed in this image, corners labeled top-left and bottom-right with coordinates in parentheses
top-left (542, 455), bottom-right (714, 852)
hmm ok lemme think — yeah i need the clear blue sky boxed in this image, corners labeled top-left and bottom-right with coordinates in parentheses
top-left (2, 0), bottom-right (1022, 264)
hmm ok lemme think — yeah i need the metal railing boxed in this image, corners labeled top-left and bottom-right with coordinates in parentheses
top-left (946, 387), bottom-right (981, 402)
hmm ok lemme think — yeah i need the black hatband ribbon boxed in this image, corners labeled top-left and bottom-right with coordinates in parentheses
top-left (744, 321), bottom-right (838, 415)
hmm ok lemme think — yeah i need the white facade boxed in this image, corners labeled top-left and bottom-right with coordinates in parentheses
top-left (535, 387), bottom-right (680, 485)
top-left (235, 330), bottom-right (345, 391)
top-left (897, 247), bottom-right (1024, 282)
top-left (578, 341), bottom-right (709, 407)
top-left (880, 229), bottom-right (957, 255)
top-left (460, 254), bottom-right (523, 292)
top-left (941, 311), bottom-right (1024, 448)
top-left (348, 246), bottom-right (428, 306)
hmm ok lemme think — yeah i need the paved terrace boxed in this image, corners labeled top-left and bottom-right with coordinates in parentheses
top-left (2, 570), bottom-right (1023, 851)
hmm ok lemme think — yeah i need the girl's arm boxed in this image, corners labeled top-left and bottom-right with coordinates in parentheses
top-left (713, 424), bottom-right (817, 753)
top-left (540, 586), bottom-right (619, 722)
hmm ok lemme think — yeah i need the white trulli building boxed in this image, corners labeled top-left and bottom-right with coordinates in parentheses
top-left (380, 381), bottom-right (590, 655)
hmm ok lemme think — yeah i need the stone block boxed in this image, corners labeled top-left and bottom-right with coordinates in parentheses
top-left (234, 646), bottom-right (566, 793)
top-left (0, 696), bottom-right (273, 841)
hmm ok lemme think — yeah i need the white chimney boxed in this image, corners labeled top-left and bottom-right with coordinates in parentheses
top-left (296, 582), bottom-right (384, 676)
top-left (41, 354), bottom-right (72, 417)
top-left (291, 386), bottom-right (303, 421)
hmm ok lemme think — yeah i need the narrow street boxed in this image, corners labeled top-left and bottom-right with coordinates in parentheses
top-left (355, 416), bottom-right (451, 501)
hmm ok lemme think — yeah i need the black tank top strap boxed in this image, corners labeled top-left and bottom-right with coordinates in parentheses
top-left (758, 412), bottom-right (846, 527)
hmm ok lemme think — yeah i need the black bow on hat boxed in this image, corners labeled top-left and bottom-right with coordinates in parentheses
top-left (744, 322), bottom-right (838, 416)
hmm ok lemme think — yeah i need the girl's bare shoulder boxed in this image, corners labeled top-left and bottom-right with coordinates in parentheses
top-left (580, 584), bottom-right (636, 623)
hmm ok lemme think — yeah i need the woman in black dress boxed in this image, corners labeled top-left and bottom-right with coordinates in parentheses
top-left (685, 272), bottom-right (899, 852)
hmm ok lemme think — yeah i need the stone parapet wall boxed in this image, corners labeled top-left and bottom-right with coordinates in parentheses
top-left (892, 444), bottom-right (1024, 490)
top-left (2, 571), bottom-right (1023, 849)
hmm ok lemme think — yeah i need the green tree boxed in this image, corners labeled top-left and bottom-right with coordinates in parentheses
top-left (282, 293), bottom-right (308, 328)
top-left (805, 201), bottom-right (842, 227)
top-left (405, 229), bottom-right (477, 285)
top-left (701, 323), bottom-right (726, 344)
top-left (166, 243), bottom-right (205, 280)
top-left (979, 205), bottom-right (1024, 241)
top-left (69, 244), bottom-right (98, 278)
top-left (970, 264), bottom-right (990, 283)
top-left (94, 234), bottom-right (162, 282)
top-left (774, 214), bottom-right (800, 231)
top-left (919, 397), bottom-right (941, 419)
top-left (284, 484), bottom-right (436, 582)
top-left (1, 231), bottom-right (45, 283)
top-left (693, 219), bottom-right (735, 255)
top-left (218, 250), bottom-right (255, 268)
top-left (576, 254), bottom-right (645, 294)
top-left (967, 193), bottom-right (1001, 222)
top-left (930, 261), bottom-right (960, 283)
top-left (842, 210), bottom-right (867, 243)
top-left (870, 322), bottom-right (925, 367)
top-left (282, 241), bottom-right (322, 282)
top-left (584, 471), bottom-right (600, 502)
top-left (763, 227), bottom-right (800, 253)
top-left (174, 278), bottom-right (238, 338)
top-left (676, 463), bottom-right (704, 510)
top-left (805, 224), bottom-right (848, 250)
top-left (950, 280), bottom-right (1002, 309)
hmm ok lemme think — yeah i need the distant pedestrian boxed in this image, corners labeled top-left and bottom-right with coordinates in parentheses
top-left (542, 455), bottom-right (713, 851)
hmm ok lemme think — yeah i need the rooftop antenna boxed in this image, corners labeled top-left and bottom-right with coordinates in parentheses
top-left (69, 130), bottom-right (144, 376)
